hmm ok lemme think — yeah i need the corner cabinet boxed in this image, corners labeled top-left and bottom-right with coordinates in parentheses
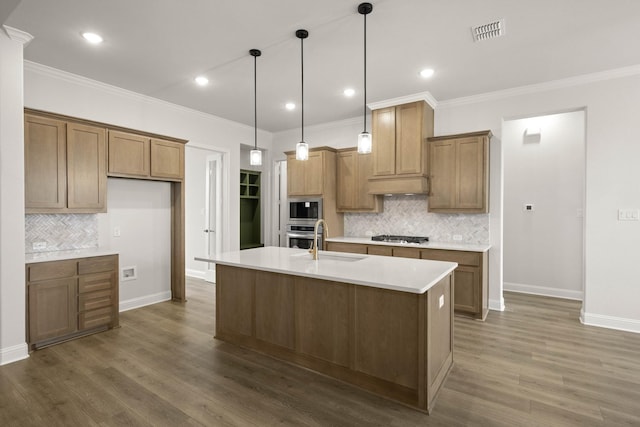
top-left (368, 101), bottom-right (434, 195)
top-left (326, 241), bottom-right (488, 320)
top-left (336, 148), bottom-right (382, 212)
top-left (240, 170), bottom-right (262, 249)
top-left (26, 255), bottom-right (119, 350)
top-left (428, 131), bottom-right (491, 213)
top-left (25, 114), bottom-right (107, 213)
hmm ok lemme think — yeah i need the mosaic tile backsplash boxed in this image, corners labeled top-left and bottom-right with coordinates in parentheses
top-left (25, 214), bottom-right (98, 253)
top-left (344, 194), bottom-right (490, 244)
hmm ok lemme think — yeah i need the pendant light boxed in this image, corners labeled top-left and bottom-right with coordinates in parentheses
top-left (249, 49), bottom-right (262, 166)
top-left (357, 2), bottom-right (373, 154)
top-left (295, 29), bottom-right (309, 161)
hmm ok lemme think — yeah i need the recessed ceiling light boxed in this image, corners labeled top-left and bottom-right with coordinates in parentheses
top-left (194, 76), bottom-right (209, 86)
top-left (82, 32), bottom-right (103, 44)
top-left (285, 102), bottom-right (296, 111)
top-left (343, 88), bottom-right (355, 97)
top-left (420, 68), bottom-right (435, 78)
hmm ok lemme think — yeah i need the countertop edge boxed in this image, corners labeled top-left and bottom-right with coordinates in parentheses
top-left (325, 236), bottom-right (491, 252)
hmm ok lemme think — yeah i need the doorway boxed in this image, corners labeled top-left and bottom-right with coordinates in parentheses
top-left (502, 110), bottom-right (585, 300)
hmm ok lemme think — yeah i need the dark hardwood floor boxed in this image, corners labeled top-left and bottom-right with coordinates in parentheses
top-left (2, 278), bottom-right (640, 426)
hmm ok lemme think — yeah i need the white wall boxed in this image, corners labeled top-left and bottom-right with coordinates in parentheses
top-left (436, 69), bottom-right (640, 333)
top-left (97, 179), bottom-right (172, 310)
top-left (503, 111), bottom-right (585, 300)
top-left (0, 28), bottom-right (29, 365)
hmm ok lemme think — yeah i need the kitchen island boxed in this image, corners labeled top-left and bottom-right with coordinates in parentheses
top-left (196, 246), bottom-right (457, 413)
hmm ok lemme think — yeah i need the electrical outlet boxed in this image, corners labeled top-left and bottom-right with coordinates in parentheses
top-left (453, 234), bottom-right (463, 241)
top-left (113, 226), bottom-right (121, 237)
top-left (32, 241), bottom-right (47, 250)
top-left (439, 295), bottom-right (445, 308)
top-left (121, 266), bottom-right (137, 281)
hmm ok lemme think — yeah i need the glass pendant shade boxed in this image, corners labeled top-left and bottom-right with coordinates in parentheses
top-left (296, 142), bottom-right (309, 160)
top-left (249, 149), bottom-right (262, 166)
top-left (357, 131), bottom-right (372, 154)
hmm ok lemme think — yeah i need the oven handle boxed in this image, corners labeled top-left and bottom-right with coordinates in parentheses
top-left (286, 232), bottom-right (319, 238)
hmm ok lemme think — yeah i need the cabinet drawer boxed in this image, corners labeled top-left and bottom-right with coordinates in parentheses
top-left (79, 272), bottom-right (113, 294)
top-left (27, 260), bottom-right (77, 282)
top-left (79, 306), bottom-right (113, 330)
top-left (79, 290), bottom-right (112, 311)
top-left (367, 245), bottom-right (393, 256)
top-left (326, 242), bottom-right (368, 254)
top-left (392, 247), bottom-right (421, 259)
top-left (78, 255), bottom-right (116, 275)
top-left (421, 249), bottom-right (480, 266)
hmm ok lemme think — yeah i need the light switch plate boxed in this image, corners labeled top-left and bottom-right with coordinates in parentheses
top-left (618, 209), bottom-right (640, 221)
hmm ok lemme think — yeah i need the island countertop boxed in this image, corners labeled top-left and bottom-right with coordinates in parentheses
top-left (196, 246), bottom-right (457, 294)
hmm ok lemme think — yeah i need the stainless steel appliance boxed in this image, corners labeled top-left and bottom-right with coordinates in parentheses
top-left (288, 198), bottom-right (322, 223)
top-left (286, 224), bottom-right (323, 250)
top-left (371, 235), bottom-right (429, 244)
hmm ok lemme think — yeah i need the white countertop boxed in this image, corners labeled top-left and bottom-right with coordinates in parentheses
top-left (25, 248), bottom-right (119, 264)
top-left (196, 246), bottom-right (457, 294)
top-left (326, 236), bottom-right (491, 253)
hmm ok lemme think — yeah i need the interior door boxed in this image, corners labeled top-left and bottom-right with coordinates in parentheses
top-left (204, 153), bottom-right (223, 282)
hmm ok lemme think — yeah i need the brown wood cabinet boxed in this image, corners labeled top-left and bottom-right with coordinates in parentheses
top-left (24, 114), bottom-right (106, 213)
top-left (108, 131), bottom-right (184, 181)
top-left (326, 241), bottom-right (488, 320)
top-left (26, 254), bottom-right (119, 350)
top-left (216, 264), bottom-right (453, 413)
top-left (428, 131), bottom-right (491, 213)
top-left (368, 101), bottom-right (434, 195)
top-left (336, 148), bottom-right (382, 212)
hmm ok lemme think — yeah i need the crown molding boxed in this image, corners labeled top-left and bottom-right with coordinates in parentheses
top-left (3, 26), bottom-right (33, 46)
top-left (438, 64), bottom-right (640, 109)
top-left (23, 60), bottom-right (263, 135)
top-left (367, 91), bottom-right (438, 110)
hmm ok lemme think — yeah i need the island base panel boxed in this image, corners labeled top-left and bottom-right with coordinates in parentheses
top-left (215, 264), bottom-right (453, 413)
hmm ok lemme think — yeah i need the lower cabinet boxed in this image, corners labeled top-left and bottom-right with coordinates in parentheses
top-left (26, 254), bottom-right (119, 350)
top-left (326, 241), bottom-right (488, 320)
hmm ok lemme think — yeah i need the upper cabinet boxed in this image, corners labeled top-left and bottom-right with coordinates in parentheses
top-left (25, 114), bottom-right (106, 213)
top-left (427, 131), bottom-right (491, 213)
top-left (369, 101), bottom-right (434, 194)
top-left (108, 131), bottom-right (184, 181)
top-left (286, 148), bottom-right (332, 197)
top-left (336, 148), bottom-right (382, 212)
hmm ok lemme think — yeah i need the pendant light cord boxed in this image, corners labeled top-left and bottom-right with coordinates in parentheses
top-left (254, 54), bottom-right (258, 150)
top-left (363, 11), bottom-right (367, 133)
top-left (301, 35), bottom-right (304, 142)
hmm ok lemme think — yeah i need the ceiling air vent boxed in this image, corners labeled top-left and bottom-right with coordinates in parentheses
top-left (471, 19), bottom-right (505, 42)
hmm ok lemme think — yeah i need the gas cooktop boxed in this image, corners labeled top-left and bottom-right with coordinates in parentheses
top-left (371, 235), bottom-right (429, 244)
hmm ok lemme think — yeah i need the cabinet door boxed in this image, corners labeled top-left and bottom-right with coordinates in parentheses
top-left (304, 151), bottom-right (324, 195)
top-left (456, 136), bottom-right (485, 210)
top-left (151, 139), bottom-right (184, 180)
top-left (395, 102), bottom-right (424, 175)
top-left (24, 115), bottom-right (67, 209)
top-left (372, 107), bottom-right (396, 176)
top-left (28, 278), bottom-right (77, 343)
top-left (428, 139), bottom-right (456, 209)
top-left (336, 151), bottom-right (356, 210)
top-left (108, 131), bottom-right (150, 177)
top-left (287, 154), bottom-right (306, 196)
top-left (452, 266), bottom-right (480, 315)
top-left (67, 123), bottom-right (106, 211)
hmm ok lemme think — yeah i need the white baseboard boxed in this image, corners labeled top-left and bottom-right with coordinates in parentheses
top-left (119, 291), bottom-right (172, 312)
top-left (0, 342), bottom-right (29, 366)
top-left (504, 282), bottom-right (583, 301)
top-left (186, 269), bottom-right (206, 280)
top-left (581, 310), bottom-right (640, 334)
top-left (489, 297), bottom-right (505, 312)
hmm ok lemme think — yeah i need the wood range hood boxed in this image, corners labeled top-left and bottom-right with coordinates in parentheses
top-left (366, 100), bottom-right (433, 195)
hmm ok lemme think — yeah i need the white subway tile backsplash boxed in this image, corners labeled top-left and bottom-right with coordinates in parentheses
top-left (25, 214), bottom-right (98, 253)
top-left (344, 194), bottom-right (490, 244)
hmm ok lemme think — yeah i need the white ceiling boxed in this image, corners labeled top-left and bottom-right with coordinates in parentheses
top-left (5, 0), bottom-right (640, 132)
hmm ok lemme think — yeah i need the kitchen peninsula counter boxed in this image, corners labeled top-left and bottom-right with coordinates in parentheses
top-left (196, 246), bottom-right (456, 413)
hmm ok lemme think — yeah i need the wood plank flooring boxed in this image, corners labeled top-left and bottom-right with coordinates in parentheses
top-left (2, 278), bottom-right (640, 426)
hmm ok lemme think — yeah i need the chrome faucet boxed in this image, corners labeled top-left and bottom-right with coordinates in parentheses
top-left (309, 219), bottom-right (328, 260)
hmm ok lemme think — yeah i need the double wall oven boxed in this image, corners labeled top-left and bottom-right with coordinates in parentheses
top-left (286, 198), bottom-right (323, 250)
